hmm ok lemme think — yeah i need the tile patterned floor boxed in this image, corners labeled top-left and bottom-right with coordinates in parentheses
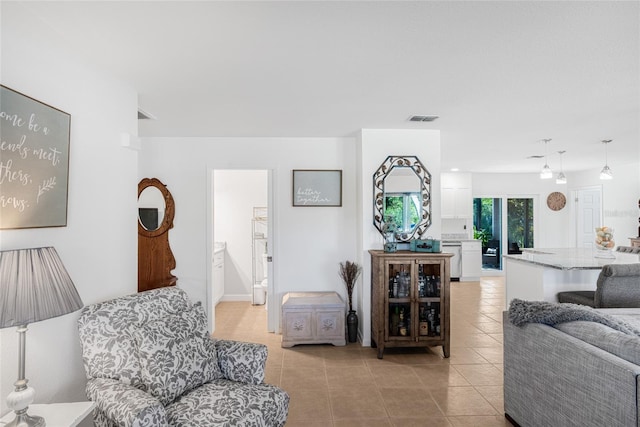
top-left (214, 276), bottom-right (511, 426)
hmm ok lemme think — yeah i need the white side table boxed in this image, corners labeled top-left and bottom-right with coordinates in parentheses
top-left (0, 401), bottom-right (95, 427)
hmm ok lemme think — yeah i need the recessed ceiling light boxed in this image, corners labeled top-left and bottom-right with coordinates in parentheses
top-left (408, 115), bottom-right (439, 122)
top-left (450, 168), bottom-right (459, 172)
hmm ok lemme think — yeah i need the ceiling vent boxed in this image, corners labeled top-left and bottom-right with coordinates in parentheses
top-left (409, 115), bottom-right (439, 122)
top-left (526, 155), bottom-right (545, 159)
top-left (138, 108), bottom-right (156, 120)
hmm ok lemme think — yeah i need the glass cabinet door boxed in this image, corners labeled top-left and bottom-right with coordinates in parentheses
top-left (385, 260), bottom-right (412, 340)
top-left (416, 261), bottom-right (444, 339)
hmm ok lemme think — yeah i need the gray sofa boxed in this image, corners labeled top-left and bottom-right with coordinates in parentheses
top-left (77, 287), bottom-right (289, 426)
top-left (504, 307), bottom-right (640, 427)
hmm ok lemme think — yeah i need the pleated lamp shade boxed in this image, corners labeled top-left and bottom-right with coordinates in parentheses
top-left (0, 247), bottom-right (83, 328)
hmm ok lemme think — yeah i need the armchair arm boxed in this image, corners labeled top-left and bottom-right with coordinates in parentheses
top-left (214, 339), bottom-right (267, 385)
top-left (86, 377), bottom-right (168, 427)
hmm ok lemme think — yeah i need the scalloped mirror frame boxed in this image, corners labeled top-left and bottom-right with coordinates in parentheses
top-left (373, 155), bottom-right (432, 242)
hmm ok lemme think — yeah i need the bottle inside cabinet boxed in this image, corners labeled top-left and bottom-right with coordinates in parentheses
top-left (389, 303), bottom-right (411, 337)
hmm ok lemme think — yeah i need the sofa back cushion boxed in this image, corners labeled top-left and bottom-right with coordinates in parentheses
top-left (77, 287), bottom-right (192, 388)
top-left (133, 302), bottom-right (222, 405)
top-left (555, 311), bottom-right (640, 366)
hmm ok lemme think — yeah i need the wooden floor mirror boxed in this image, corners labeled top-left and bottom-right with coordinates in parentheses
top-left (138, 177), bottom-right (177, 292)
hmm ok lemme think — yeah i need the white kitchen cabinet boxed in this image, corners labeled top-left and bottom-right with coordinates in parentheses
top-left (461, 240), bottom-right (482, 281)
top-left (441, 173), bottom-right (472, 219)
top-left (213, 247), bottom-right (225, 305)
top-left (442, 187), bottom-right (472, 218)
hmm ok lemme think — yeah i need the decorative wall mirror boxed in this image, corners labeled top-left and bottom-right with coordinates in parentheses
top-left (138, 178), bottom-right (177, 292)
top-left (373, 156), bottom-right (432, 242)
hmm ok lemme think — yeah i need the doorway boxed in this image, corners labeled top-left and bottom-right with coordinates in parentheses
top-left (574, 186), bottom-right (602, 248)
top-left (209, 169), bottom-right (275, 333)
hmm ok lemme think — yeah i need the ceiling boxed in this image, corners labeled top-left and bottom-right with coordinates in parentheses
top-left (7, 1), bottom-right (640, 173)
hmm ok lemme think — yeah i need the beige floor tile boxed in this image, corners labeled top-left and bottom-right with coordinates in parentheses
top-left (264, 366), bottom-right (282, 386)
top-left (379, 387), bottom-right (443, 418)
top-left (451, 334), bottom-right (503, 348)
top-left (369, 364), bottom-right (423, 388)
top-left (391, 417), bottom-right (452, 427)
top-left (329, 388), bottom-right (388, 419)
top-left (448, 415), bottom-right (511, 426)
top-left (413, 365), bottom-right (471, 389)
top-left (285, 420), bottom-right (335, 427)
top-left (473, 347), bottom-right (504, 364)
top-left (430, 387), bottom-right (498, 416)
top-left (326, 365), bottom-right (375, 389)
top-left (286, 389), bottom-right (332, 421)
top-left (453, 364), bottom-right (503, 386)
top-left (281, 366), bottom-right (329, 390)
top-left (447, 348), bottom-right (490, 365)
top-left (475, 385), bottom-right (505, 413)
top-left (334, 419), bottom-right (392, 427)
top-left (474, 322), bottom-right (504, 334)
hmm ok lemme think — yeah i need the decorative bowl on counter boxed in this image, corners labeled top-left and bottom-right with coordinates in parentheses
top-left (594, 226), bottom-right (616, 258)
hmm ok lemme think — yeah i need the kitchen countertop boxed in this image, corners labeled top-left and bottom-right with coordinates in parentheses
top-left (503, 247), bottom-right (640, 270)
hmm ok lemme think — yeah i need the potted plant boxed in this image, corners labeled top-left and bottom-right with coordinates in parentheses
top-left (339, 260), bottom-right (362, 343)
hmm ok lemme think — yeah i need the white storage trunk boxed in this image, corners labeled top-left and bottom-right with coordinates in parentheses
top-left (281, 292), bottom-right (346, 347)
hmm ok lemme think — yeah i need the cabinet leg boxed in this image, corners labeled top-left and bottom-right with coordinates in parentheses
top-left (443, 343), bottom-right (450, 358)
top-left (377, 348), bottom-right (384, 359)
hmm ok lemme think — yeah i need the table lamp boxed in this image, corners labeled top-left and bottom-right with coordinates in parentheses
top-left (0, 247), bottom-right (83, 427)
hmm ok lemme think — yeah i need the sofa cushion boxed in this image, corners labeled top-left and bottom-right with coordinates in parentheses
top-left (555, 311), bottom-right (640, 366)
top-left (134, 302), bottom-right (222, 405)
top-left (77, 287), bottom-right (192, 388)
top-left (165, 378), bottom-right (290, 427)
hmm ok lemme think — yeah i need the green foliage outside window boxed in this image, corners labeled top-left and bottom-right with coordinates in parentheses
top-left (385, 194), bottom-right (420, 232)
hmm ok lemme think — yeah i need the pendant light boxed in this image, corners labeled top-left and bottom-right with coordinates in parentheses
top-left (540, 139), bottom-right (552, 179)
top-left (556, 150), bottom-right (567, 184)
top-left (600, 140), bottom-right (613, 180)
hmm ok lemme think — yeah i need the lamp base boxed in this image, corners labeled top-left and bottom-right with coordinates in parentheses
top-left (4, 412), bottom-right (45, 427)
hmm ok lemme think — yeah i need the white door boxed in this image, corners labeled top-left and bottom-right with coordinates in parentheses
top-left (576, 187), bottom-right (602, 248)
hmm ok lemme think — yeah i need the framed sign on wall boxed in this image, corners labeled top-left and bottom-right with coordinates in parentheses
top-left (292, 169), bottom-right (342, 207)
top-left (0, 85), bottom-right (71, 229)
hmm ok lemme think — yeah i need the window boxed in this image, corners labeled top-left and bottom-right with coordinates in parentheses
top-left (385, 193), bottom-right (421, 233)
top-left (507, 198), bottom-right (534, 251)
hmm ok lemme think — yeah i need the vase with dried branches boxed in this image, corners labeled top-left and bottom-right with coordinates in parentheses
top-left (339, 260), bottom-right (362, 343)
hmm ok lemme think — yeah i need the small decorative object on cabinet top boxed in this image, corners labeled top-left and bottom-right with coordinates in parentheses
top-left (546, 191), bottom-right (566, 211)
top-left (594, 226), bottom-right (615, 258)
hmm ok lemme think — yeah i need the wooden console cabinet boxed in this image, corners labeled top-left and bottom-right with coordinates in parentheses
top-left (369, 250), bottom-right (452, 359)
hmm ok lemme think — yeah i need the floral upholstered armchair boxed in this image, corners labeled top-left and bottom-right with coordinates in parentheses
top-left (77, 287), bottom-right (289, 426)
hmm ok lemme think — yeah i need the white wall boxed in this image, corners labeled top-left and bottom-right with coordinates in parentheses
top-left (472, 160), bottom-right (640, 249)
top-left (214, 170), bottom-right (268, 299)
top-left (357, 129), bottom-right (442, 346)
top-left (571, 163), bottom-right (640, 246)
top-left (138, 137), bottom-right (358, 332)
top-left (1, 2), bottom-right (138, 415)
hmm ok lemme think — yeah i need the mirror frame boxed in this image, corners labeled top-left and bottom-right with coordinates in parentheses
top-left (138, 177), bottom-right (175, 238)
top-left (373, 155), bottom-right (432, 242)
